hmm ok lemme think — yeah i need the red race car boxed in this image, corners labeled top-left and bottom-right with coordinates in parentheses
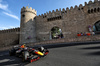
top-left (9, 45), bottom-right (49, 63)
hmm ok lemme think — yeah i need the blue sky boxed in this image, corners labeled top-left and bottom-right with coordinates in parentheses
top-left (0, 0), bottom-right (93, 30)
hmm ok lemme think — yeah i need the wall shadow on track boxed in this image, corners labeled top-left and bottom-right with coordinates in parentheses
top-left (36, 42), bottom-right (100, 49)
top-left (80, 46), bottom-right (100, 50)
top-left (79, 46), bottom-right (100, 56)
top-left (84, 51), bottom-right (100, 56)
top-left (78, 46), bottom-right (100, 56)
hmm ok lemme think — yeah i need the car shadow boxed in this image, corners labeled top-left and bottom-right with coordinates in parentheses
top-left (0, 51), bottom-right (29, 66)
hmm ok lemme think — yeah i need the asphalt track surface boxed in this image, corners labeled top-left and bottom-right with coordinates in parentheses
top-left (1, 43), bottom-right (100, 66)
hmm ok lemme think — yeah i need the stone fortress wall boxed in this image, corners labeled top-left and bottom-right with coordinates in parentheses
top-left (0, 28), bottom-right (20, 47)
top-left (20, 6), bottom-right (37, 44)
top-left (0, 0), bottom-right (100, 47)
top-left (35, 0), bottom-right (100, 41)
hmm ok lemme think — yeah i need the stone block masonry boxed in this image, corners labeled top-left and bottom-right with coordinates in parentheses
top-left (0, 28), bottom-right (20, 47)
top-left (1, 0), bottom-right (100, 47)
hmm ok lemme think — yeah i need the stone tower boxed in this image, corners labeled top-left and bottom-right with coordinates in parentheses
top-left (20, 6), bottom-right (37, 44)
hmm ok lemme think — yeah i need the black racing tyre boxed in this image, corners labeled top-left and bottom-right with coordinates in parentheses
top-left (9, 50), bottom-right (12, 56)
top-left (22, 51), bottom-right (29, 62)
top-left (9, 49), bottom-right (14, 56)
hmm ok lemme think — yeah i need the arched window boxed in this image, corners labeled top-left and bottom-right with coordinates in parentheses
top-left (51, 27), bottom-right (63, 39)
top-left (94, 8), bottom-right (96, 12)
top-left (22, 14), bottom-right (25, 17)
top-left (49, 18), bottom-right (52, 21)
top-left (93, 20), bottom-right (100, 31)
top-left (91, 9), bottom-right (93, 13)
top-left (88, 10), bottom-right (91, 13)
top-left (97, 8), bottom-right (100, 12)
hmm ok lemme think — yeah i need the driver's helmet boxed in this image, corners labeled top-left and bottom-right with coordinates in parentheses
top-left (20, 44), bottom-right (26, 48)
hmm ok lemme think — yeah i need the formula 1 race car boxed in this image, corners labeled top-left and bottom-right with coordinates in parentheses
top-left (9, 45), bottom-right (49, 63)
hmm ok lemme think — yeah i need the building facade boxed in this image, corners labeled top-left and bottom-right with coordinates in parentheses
top-left (20, 0), bottom-right (100, 44)
top-left (0, 0), bottom-right (100, 46)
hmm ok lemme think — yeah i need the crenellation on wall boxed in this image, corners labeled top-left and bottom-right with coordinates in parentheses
top-left (85, 2), bottom-right (88, 6)
top-left (70, 6), bottom-right (74, 11)
top-left (21, 6), bottom-right (25, 10)
top-left (26, 6), bottom-right (28, 9)
top-left (66, 7), bottom-right (69, 12)
top-left (59, 8), bottom-right (61, 11)
top-left (84, 0), bottom-right (100, 14)
top-left (37, 2), bottom-right (91, 20)
top-left (42, 13), bottom-right (47, 18)
top-left (37, 8), bottom-right (64, 19)
top-left (52, 10), bottom-right (55, 13)
top-left (21, 6), bottom-right (37, 15)
top-left (51, 11), bottom-right (55, 17)
top-left (94, 0), bottom-right (98, 2)
top-left (38, 13), bottom-right (46, 19)
top-left (35, 0), bottom-right (100, 24)
top-left (0, 28), bottom-right (20, 34)
top-left (62, 8), bottom-right (66, 12)
top-left (44, 13), bottom-right (46, 16)
top-left (79, 4), bottom-right (83, 9)
top-left (86, 0), bottom-right (100, 8)
top-left (74, 5), bottom-right (78, 10)
top-left (88, 0), bottom-right (93, 4)
top-left (49, 11), bottom-right (52, 14)
top-left (36, 1), bottom-right (92, 23)
top-left (87, 6), bottom-right (100, 14)
top-left (29, 7), bottom-right (32, 10)
top-left (56, 9), bottom-right (59, 12)
top-left (41, 14), bottom-right (44, 17)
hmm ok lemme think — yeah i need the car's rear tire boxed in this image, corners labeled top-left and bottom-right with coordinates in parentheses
top-left (9, 49), bottom-right (14, 56)
top-left (22, 51), bottom-right (29, 62)
top-left (9, 50), bottom-right (12, 56)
